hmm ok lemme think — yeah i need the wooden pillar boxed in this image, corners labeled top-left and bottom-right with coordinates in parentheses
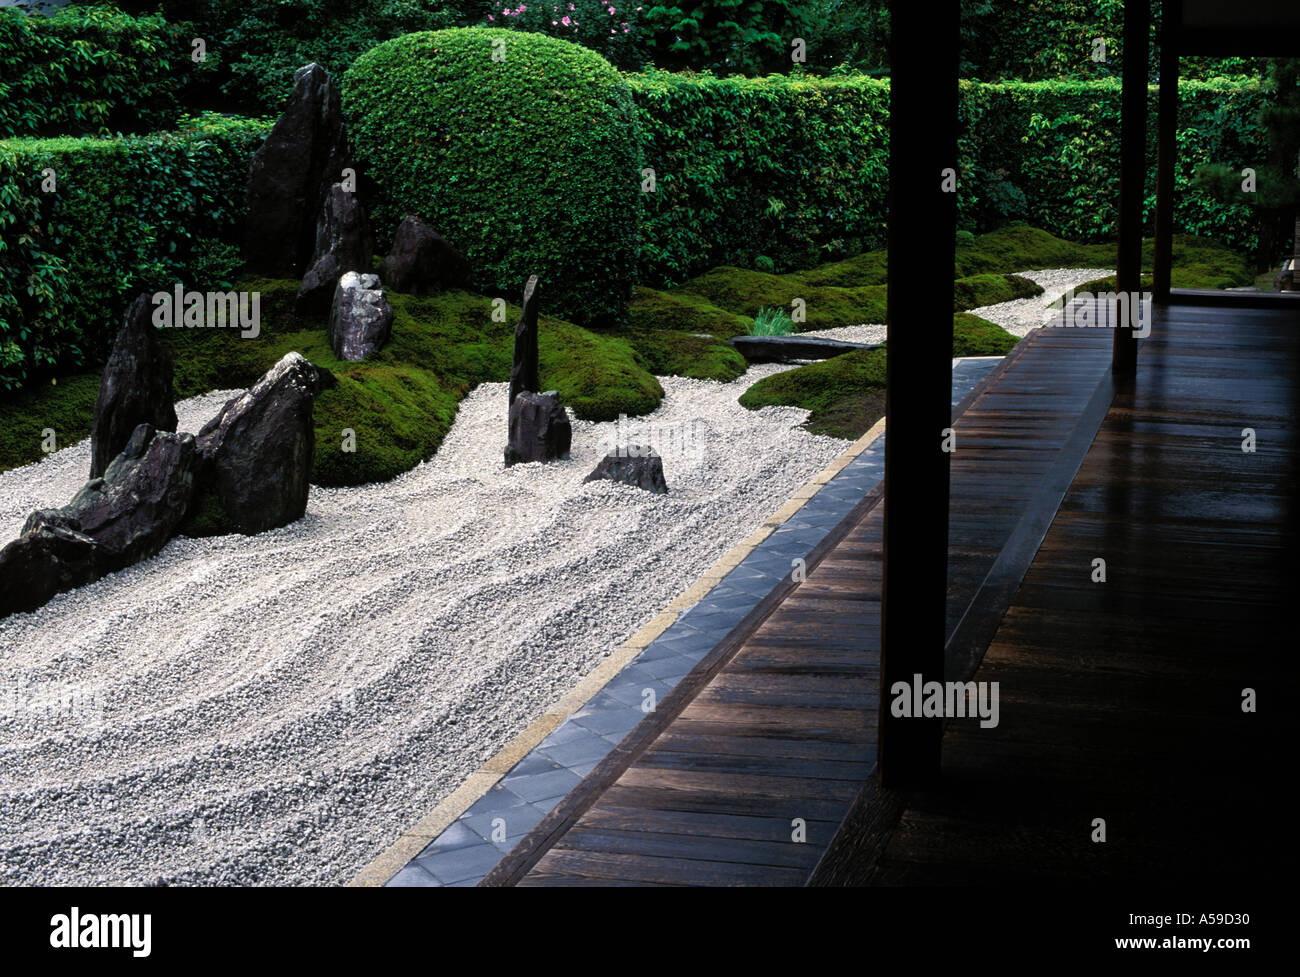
top-left (1152, 1), bottom-right (1180, 304)
top-left (1114, 0), bottom-right (1149, 373)
top-left (878, 0), bottom-right (959, 789)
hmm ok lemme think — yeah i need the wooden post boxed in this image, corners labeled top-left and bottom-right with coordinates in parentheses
top-left (878, 0), bottom-right (959, 789)
top-left (1114, 0), bottom-right (1149, 373)
top-left (1152, 1), bottom-right (1180, 304)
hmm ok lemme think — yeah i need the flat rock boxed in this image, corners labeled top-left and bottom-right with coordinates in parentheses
top-left (90, 293), bottom-right (177, 479)
top-left (584, 446), bottom-right (668, 494)
top-left (728, 334), bottom-right (880, 364)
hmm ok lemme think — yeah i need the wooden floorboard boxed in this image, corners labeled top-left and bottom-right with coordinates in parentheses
top-left (482, 315), bottom-right (1124, 886)
top-left (825, 302), bottom-right (1297, 885)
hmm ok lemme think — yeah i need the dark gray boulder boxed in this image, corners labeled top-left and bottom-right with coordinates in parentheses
top-left (90, 293), bottom-right (178, 479)
top-left (328, 272), bottom-right (393, 361)
top-left (584, 446), bottom-right (669, 495)
top-left (0, 423), bottom-right (199, 617)
top-left (30, 423), bottom-right (199, 573)
top-left (505, 392), bottom-right (572, 467)
top-left (296, 182), bottom-right (375, 315)
top-left (508, 275), bottom-right (540, 408)
top-left (379, 216), bottom-right (472, 296)
top-left (244, 63), bottom-right (352, 277)
top-left (0, 523), bottom-right (100, 618)
top-left (191, 352), bottom-right (336, 535)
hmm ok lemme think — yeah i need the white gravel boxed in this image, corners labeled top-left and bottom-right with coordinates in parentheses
top-left (0, 366), bottom-right (848, 886)
top-left (801, 267), bottom-right (1115, 344)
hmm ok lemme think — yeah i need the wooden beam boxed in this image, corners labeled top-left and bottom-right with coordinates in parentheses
top-left (1113, 0), bottom-right (1149, 374)
top-left (1152, 1), bottom-right (1180, 304)
top-left (878, 0), bottom-right (959, 789)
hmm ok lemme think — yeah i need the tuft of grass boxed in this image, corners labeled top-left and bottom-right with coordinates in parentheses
top-left (750, 306), bottom-right (795, 336)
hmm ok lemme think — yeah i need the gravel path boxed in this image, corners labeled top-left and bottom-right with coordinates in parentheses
top-left (801, 267), bottom-right (1115, 345)
top-left (0, 365), bottom-right (846, 886)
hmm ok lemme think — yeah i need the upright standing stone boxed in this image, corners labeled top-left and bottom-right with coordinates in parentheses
top-left (505, 392), bottom-right (572, 467)
top-left (90, 292), bottom-right (178, 479)
top-left (328, 272), bottom-right (393, 361)
top-left (509, 275), bottom-right (540, 408)
top-left (296, 182), bottom-right (375, 315)
top-left (191, 353), bottom-right (336, 535)
top-left (244, 63), bottom-right (352, 277)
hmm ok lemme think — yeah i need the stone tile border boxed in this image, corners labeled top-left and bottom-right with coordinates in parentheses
top-left (348, 357), bottom-right (999, 887)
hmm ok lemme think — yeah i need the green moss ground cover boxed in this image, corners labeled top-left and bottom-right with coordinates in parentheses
top-left (0, 280), bottom-right (663, 485)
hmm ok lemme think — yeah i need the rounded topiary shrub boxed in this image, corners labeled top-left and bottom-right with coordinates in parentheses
top-left (343, 28), bottom-right (641, 326)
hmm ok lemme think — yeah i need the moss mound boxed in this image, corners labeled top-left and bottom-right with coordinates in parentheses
top-left (739, 313), bottom-right (1019, 439)
top-left (739, 348), bottom-right (888, 440)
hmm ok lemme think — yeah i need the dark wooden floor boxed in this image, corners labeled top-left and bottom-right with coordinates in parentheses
top-left (846, 303), bottom-right (1297, 884)
top-left (482, 320), bottom-right (1120, 886)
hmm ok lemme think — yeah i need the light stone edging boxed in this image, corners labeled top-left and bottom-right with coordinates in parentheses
top-left (346, 415), bottom-right (888, 886)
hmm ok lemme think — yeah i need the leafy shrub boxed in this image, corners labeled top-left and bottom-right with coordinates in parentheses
top-left (0, 113), bottom-right (269, 390)
top-left (484, 0), bottom-right (646, 69)
top-left (0, 5), bottom-right (189, 137)
top-left (343, 28), bottom-right (641, 326)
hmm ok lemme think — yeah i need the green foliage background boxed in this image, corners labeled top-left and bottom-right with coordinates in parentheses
top-left (0, 113), bottom-right (269, 390)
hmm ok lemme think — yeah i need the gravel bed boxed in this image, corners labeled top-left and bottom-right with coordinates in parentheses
top-left (801, 267), bottom-right (1115, 344)
top-left (0, 365), bottom-right (846, 885)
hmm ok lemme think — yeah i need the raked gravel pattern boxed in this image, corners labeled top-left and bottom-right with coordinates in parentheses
top-left (801, 267), bottom-right (1115, 345)
top-left (0, 364), bottom-right (847, 886)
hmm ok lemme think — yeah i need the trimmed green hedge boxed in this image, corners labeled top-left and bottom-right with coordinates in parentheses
top-left (629, 74), bottom-right (1272, 284)
top-left (958, 78), bottom-right (1271, 259)
top-left (0, 5), bottom-right (191, 138)
top-left (0, 113), bottom-right (269, 390)
top-left (343, 27), bottom-right (642, 326)
top-left (629, 70), bottom-right (890, 284)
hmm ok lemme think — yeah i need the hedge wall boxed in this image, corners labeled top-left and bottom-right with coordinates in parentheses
top-left (959, 78), bottom-right (1271, 260)
top-left (629, 74), bottom-right (1274, 284)
top-left (0, 5), bottom-right (191, 138)
top-left (629, 71), bottom-right (891, 285)
top-left (0, 113), bottom-right (269, 391)
top-left (343, 28), bottom-right (642, 326)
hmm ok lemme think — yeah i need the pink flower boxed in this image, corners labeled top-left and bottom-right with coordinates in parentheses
top-left (552, 19), bottom-right (557, 24)
top-left (487, 13), bottom-right (494, 19)
top-left (561, 14), bottom-right (571, 25)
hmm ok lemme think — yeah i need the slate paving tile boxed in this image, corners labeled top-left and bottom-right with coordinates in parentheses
top-left (385, 864), bottom-right (438, 887)
top-left (569, 705), bottom-right (643, 736)
top-left (536, 719), bottom-right (590, 750)
top-left (505, 751), bottom-right (567, 778)
top-left (416, 819), bottom-right (484, 858)
top-left (461, 800), bottom-right (547, 844)
top-left (500, 766), bottom-right (583, 803)
top-left (538, 730), bottom-right (616, 767)
top-left (415, 843), bottom-right (504, 885)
